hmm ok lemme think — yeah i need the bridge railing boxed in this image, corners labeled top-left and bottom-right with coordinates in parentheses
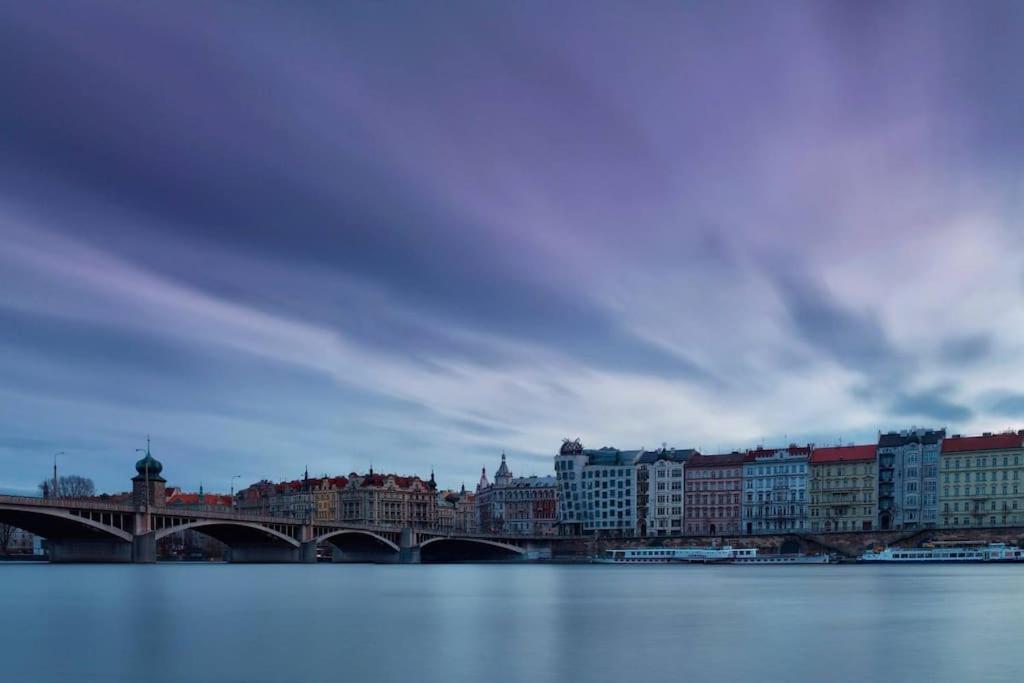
top-left (0, 495), bottom-right (134, 513)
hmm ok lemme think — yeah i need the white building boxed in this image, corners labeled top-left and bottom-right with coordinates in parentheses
top-left (635, 448), bottom-right (696, 536)
top-left (742, 445), bottom-right (812, 534)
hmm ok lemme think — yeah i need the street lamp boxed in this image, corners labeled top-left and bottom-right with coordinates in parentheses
top-left (52, 451), bottom-right (65, 499)
top-left (230, 475), bottom-right (241, 511)
top-left (135, 436), bottom-right (151, 508)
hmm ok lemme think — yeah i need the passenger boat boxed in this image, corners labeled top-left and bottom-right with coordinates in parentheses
top-left (858, 542), bottom-right (1024, 563)
top-left (595, 546), bottom-right (834, 564)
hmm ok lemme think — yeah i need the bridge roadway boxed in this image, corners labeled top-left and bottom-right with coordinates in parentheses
top-left (0, 495), bottom-right (556, 564)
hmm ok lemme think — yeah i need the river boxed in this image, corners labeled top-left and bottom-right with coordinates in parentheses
top-left (1, 563), bottom-right (1022, 682)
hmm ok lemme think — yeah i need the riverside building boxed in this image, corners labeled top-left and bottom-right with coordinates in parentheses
top-left (476, 454), bottom-right (557, 535)
top-left (554, 440), bottom-right (640, 536)
top-left (809, 445), bottom-right (877, 532)
top-left (684, 452), bottom-right (745, 535)
top-left (877, 428), bottom-right (944, 530)
top-left (741, 445), bottom-right (812, 534)
top-left (636, 448), bottom-right (696, 536)
top-left (940, 431), bottom-right (1024, 528)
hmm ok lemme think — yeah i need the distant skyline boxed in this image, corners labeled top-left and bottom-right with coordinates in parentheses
top-left (2, 2), bottom-right (1024, 495)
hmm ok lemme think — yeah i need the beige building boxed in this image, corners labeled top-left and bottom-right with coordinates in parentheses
top-left (311, 476), bottom-right (348, 522)
top-left (809, 445), bottom-right (877, 532)
top-left (338, 470), bottom-right (438, 527)
top-left (436, 486), bottom-right (477, 533)
top-left (940, 431), bottom-right (1024, 528)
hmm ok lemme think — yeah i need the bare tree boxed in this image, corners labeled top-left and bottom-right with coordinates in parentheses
top-left (39, 475), bottom-right (96, 499)
top-left (0, 524), bottom-right (15, 555)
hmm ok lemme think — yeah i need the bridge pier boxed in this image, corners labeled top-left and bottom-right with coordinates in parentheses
top-left (399, 527), bottom-right (420, 564)
top-left (132, 531), bottom-right (156, 564)
top-left (300, 541), bottom-right (317, 564)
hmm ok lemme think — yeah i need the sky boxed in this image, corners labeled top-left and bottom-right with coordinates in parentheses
top-left (1, 1), bottom-right (1023, 495)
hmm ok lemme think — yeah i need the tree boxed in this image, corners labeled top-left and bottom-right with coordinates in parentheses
top-left (0, 524), bottom-right (14, 555)
top-left (38, 475), bottom-right (96, 499)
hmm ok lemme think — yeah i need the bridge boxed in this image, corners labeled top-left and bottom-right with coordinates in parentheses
top-left (0, 494), bottom-right (556, 564)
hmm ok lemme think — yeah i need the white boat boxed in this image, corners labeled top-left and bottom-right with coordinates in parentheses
top-left (595, 546), bottom-right (833, 564)
top-left (859, 542), bottom-right (1024, 563)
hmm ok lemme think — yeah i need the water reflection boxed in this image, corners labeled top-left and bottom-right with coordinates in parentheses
top-left (1, 564), bottom-right (1023, 682)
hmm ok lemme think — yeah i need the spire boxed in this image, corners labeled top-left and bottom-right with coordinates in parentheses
top-left (428, 469), bottom-right (437, 490)
top-left (495, 452), bottom-right (512, 484)
top-left (477, 466), bottom-right (489, 491)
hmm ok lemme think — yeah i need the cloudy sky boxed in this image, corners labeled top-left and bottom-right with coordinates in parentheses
top-left (1, 1), bottom-right (1023, 495)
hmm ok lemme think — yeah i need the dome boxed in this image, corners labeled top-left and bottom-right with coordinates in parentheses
top-left (135, 450), bottom-right (163, 477)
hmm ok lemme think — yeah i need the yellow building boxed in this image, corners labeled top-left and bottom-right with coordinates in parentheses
top-left (940, 432), bottom-right (1024, 528)
top-left (809, 445), bottom-right (877, 532)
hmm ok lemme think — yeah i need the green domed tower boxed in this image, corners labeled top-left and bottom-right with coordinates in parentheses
top-left (132, 437), bottom-right (167, 507)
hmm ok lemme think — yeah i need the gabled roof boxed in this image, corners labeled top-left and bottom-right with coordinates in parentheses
top-left (811, 444), bottom-right (876, 464)
top-left (942, 433), bottom-right (1024, 453)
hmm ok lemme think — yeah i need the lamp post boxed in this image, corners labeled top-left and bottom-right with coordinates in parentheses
top-left (135, 436), bottom-right (152, 508)
top-left (52, 451), bottom-right (65, 500)
top-left (231, 475), bottom-right (241, 511)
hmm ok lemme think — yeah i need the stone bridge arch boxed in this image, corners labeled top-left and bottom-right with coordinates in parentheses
top-left (0, 504), bottom-right (133, 542)
top-left (316, 529), bottom-right (401, 563)
top-left (0, 503), bottom-right (134, 562)
top-left (417, 536), bottom-right (526, 563)
top-left (154, 520), bottom-right (301, 548)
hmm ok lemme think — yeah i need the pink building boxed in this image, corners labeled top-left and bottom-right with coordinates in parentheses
top-left (684, 452), bottom-right (746, 535)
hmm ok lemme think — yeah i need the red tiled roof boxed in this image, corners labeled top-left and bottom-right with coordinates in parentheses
top-left (942, 433), bottom-right (1024, 453)
top-left (357, 473), bottom-right (427, 490)
top-left (811, 444), bottom-right (876, 464)
top-left (165, 490), bottom-right (233, 506)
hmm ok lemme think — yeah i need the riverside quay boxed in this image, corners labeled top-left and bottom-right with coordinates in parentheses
top-left (4, 427), bottom-right (1024, 563)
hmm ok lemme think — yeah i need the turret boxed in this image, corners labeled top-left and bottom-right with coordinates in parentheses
top-left (495, 453), bottom-right (513, 486)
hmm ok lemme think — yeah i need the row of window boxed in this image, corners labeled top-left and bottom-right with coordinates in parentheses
top-left (944, 455), bottom-right (1022, 469)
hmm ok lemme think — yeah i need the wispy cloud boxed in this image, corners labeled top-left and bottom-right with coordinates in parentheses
top-left (1, 2), bottom-right (1023, 492)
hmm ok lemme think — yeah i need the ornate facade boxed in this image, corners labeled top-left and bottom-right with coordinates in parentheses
top-left (338, 471), bottom-right (437, 527)
top-left (437, 486), bottom-right (477, 533)
top-left (742, 445), bottom-right (812, 534)
top-left (477, 454), bottom-right (557, 535)
top-left (809, 445), bottom-right (877, 532)
top-left (684, 452), bottom-right (745, 535)
top-left (940, 431), bottom-right (1024, 528)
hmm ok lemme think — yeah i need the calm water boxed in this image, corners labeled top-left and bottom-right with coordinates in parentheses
top-left (2, 563), bottom-right (1024, 682)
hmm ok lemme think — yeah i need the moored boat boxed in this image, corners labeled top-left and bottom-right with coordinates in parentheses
top-left (595, 546), bottom-right (834, 564)
top-left (858, 542), bottom-right (1024, 563)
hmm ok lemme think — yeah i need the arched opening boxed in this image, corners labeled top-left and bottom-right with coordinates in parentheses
top-left (318, 530), bottom-right (400, 563)
top-left (0, 507), bottom-right (133, 562)
top-left (419, 538), bottom-right (524, 563)
top-left (780, 539), bottom-right (801, 555)
top-left (156, 522), bottom-right (299, 563)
